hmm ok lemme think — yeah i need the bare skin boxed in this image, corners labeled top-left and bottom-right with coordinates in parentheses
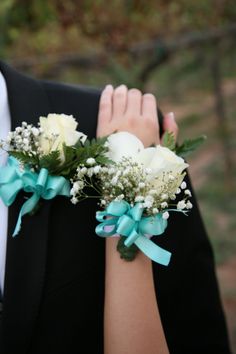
top-left (97, 84), bottom-right (178, 147)
top-left (97, 84), bottom-right (178, 354)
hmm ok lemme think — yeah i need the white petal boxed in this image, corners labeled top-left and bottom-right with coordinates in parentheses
top-left (64, 131), bottom-right (87, 146)
top-left (135, 147), bottom-right (156, 167)
top-left (107, 132), bottom-right (144, 162)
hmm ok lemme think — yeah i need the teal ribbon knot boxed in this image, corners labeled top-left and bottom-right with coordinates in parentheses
top-left (0, 156), bottom-right (71, 236)
top-left (96, 200), bottom-right (172, 266)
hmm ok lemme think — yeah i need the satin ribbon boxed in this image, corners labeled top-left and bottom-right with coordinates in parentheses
top-left (0, 156), bottom-right (70, 236)
top-left (96, 200), bottom-right (172, 266)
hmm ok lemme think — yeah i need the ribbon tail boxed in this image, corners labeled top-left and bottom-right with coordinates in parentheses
top-left (13, 193), bottom-right (40, 237)
top-left (124, 229), bottom-right (139, 247)
top-left (134, 235), bottom-right (171, 266)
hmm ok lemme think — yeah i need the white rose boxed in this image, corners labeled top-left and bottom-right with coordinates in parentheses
top-left (106, 131), bottom-right (188, 193)
top-left (137, 145), bottom-right (188, 173)
top-left (39, 113), bottom-right (87, 162)
top-left (136, 145), bottom-right (188, 193)
top-left (106, 131), bottom-right (144, 162)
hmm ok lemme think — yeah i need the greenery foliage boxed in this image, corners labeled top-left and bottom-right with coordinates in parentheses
top-left (117, 236), bottom-right (139, 261)
top-left (1, 0), bottom-right (236, 58)
top-left (10, 137), bottom-right (110, 178)
top-left (162, 131), bottom-right (206, 158)
top-left (175, 135), bottom-right (207, 158)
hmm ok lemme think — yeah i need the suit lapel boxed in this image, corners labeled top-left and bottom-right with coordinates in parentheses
top-left (0, 62), bottom-right (52, 353)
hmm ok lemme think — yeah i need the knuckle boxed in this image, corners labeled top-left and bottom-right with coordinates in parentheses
top-left (126, 115), bottom-right (137, 126)
top-left (146, 117), bottom-right (159, 130)
top-left (114, 91), bottom-right (124, 99)
top-left (99, 100), bottom-right (110, 110)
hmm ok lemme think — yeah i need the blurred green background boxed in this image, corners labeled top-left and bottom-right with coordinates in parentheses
top-left (0, 0), bottom-right (236, 351)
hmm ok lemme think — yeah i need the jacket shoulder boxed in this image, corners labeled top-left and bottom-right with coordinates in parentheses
top-left (41, 80), bottom-right (101, 103)
top-left (40, 80), bottom-right (102, 136)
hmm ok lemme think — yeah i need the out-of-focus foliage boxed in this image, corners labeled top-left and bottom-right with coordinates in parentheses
top-left (1, 0), bottom-right (236, 57)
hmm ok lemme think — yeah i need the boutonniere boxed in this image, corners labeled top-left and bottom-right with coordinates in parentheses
top-left (70, 131), bottom-right (206, 265)
top-left (0, 113), bottom-right (110, 236)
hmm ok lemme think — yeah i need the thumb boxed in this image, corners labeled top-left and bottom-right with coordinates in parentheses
top-left (161, 112), bottom-right (178, 144)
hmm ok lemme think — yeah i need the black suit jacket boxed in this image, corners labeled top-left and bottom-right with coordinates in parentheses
top-left (0, 61), bottom-right (231, 354)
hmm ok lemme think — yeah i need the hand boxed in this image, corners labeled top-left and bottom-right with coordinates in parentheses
top-left (97, 84), bottom-right (178, 147)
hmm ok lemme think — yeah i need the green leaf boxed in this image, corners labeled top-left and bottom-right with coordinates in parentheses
top-left (63, 144), bottom-right (76, 162)
top-left (116, 236), bottom-right (139, 261)
top-left (9, 151), bottom-right (38, 167)
top-left (39, 150), bottom-right (61, 174)
top-left (162, 131), bottom-right (176, 151)
top-left (176, 135), bottom-right (207, 158)
top-left (10, 136), bottom-right (111, 179)
top-left (52, 137), bottom-right (111, 178)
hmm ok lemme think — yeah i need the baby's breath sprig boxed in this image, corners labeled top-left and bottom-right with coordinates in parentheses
top-left (70, 149), bottom-right (193, 261)
top-left (2, 119), bottom-right (111, 179)
top-left (1, 122), bottom-right (43, 171)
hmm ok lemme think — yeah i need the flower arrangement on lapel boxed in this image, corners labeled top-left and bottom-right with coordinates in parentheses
top-left (0, 113), bottom-right (205, 265)
top-left (0, 114), bottom-right (110, 236)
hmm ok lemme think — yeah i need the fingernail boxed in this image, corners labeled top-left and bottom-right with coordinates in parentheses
top-left (104, 84), bottom-right (113, 90)
top-left (168, 112), bottom-right (175, 120)
top-left (116, 84), bottom-right (126, 90)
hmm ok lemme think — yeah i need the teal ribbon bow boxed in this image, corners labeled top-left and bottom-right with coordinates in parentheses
top-left (0, 156), bottom-right (71, 236)
top-left (96, 200), bottom-right (172, 266)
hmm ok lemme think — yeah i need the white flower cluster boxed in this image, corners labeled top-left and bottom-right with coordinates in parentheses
top-left (71, 132), bottom-right (193, 220)
top-left (1, 114), bottom-right (87, 164)
top-left (70, 132), bottom-right (193, 218)
top-left (4, 121), bottom-right (42, 155)
top-left (70, 157), bottom-right (102, 204)
top-left (70, 156), bottom-right (193, 218)
top-left (97, 131), bottom-right (192, 219)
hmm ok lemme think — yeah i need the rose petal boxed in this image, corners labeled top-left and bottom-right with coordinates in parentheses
top-left (107, 131), bottom-right (144, 162)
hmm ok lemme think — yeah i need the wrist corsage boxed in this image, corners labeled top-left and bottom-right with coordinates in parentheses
top-left (71, 130), bottom-right (206, 265)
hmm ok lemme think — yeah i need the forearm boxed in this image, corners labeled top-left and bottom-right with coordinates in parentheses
top-left (104, 238), bottom-right (169, 354)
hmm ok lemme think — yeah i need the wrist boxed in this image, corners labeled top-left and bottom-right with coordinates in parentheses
top-left (105, 237), bottom-right (152, 267)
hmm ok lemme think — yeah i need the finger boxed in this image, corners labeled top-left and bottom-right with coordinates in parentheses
top-left (125, 88), bottom-right (142, 117)
top-left (162, 112), bottom-right (179, 142)
top-left (113, 85), bottom-right (128, 119)
top-left (142, 93), bottom-right (159, 127)
top-left (97, 85), bottom-right (114, 136)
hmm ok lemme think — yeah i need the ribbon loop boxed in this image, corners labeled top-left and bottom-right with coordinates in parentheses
top-left (95, 200), bottom-right (172, 266)
top-left (129, 202), bottom-right (143, 221)
top-left (106, 200), bottom-right (129, 216)
top-left (117, 214), bottom-right (135, 236)
top-left (36, 168), bottom-right (49, 194)
top-left (0, 157), bottom-right (71, 236)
